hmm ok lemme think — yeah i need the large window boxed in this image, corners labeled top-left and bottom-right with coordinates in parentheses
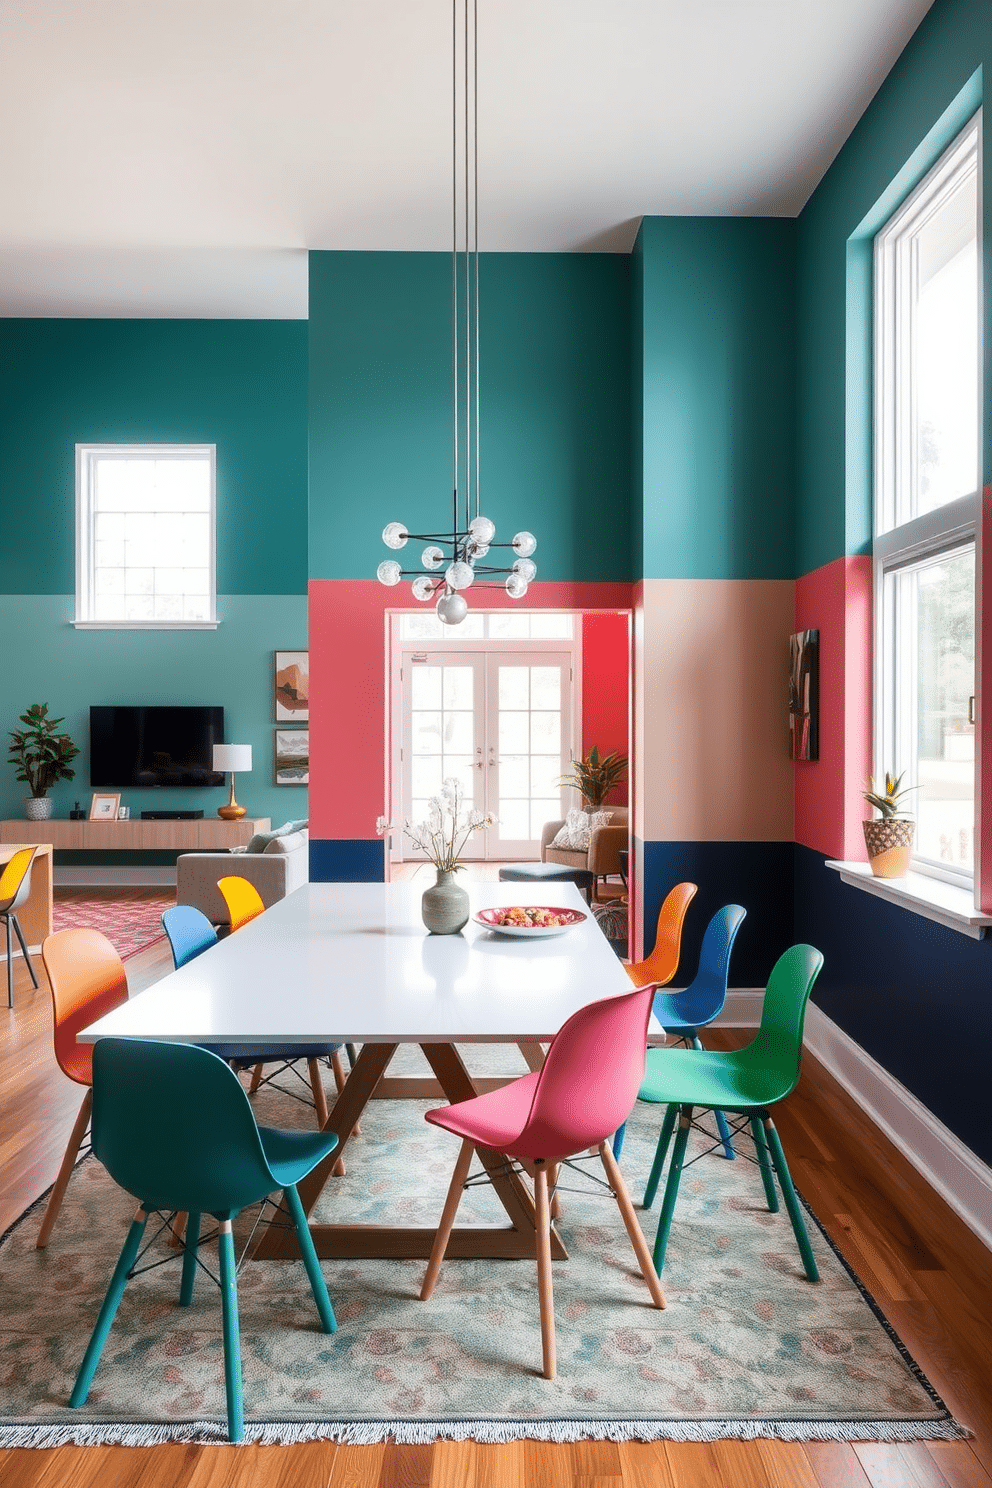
top-left (873, 116), bottom-right (980, 882)
top-left (75, 444), bottom-right (217, 628)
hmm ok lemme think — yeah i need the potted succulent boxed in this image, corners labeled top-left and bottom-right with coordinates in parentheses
top-left (7, 703), bottom-right (80, 821)
top-left (862, 771), bottom-right (916, 878)
top-left (558, 745), bottom-right (628, 810)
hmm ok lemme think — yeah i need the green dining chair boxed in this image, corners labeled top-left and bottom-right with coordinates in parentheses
top-left (638, 942), bottom-right (824, 1281)
top-left (69, 1037), bottom-right (340, 1442)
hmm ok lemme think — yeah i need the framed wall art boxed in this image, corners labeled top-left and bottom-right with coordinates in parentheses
top-left (275, 729), bottom-right (309, 785)
top-left (789, 628), bottom-right (819, 761)
top-left (274, 650), bottom-right (309, 722)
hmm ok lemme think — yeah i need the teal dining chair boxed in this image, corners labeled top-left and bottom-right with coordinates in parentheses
top-left (69, 1037), bottom-right (340, 1442)
top-left (638, 942), bottom-right (824, 1281)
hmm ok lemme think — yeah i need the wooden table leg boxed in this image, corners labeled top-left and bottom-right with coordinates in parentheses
top-left (255, 1040), bottom-right (568, 1262)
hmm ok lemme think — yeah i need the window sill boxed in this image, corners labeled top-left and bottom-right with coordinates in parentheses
top-left (825, 860), bottom-right (992, 939)
top-left (71, 620), bottom-right (219, 630)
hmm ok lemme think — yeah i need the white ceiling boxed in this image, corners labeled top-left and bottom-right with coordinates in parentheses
top-left (0, 0), bottom-right (936, 318)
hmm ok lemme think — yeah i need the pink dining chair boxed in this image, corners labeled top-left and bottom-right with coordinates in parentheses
top-left (420, 985), bottom-right (667, 1379)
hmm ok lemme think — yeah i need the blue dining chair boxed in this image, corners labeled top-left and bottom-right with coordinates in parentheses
top-left (161, 904), bottom-right (355, 1132)
top-left (613, 903), bottom-right (746, 1162)
top-left (69, 1037), bottom-right (340, 1443)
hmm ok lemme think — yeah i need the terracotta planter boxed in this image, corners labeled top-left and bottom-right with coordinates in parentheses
top-left (862, 818), bottom-right (915, 879)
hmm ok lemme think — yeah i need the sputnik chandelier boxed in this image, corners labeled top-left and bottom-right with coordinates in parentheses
top-left (375, 0), bottom-right (538, 626)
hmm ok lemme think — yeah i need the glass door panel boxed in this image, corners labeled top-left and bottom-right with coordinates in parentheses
top-left (404, 656), bottom-right (486, 858)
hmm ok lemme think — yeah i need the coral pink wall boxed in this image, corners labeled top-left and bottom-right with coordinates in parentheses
top-left (308, 580), bottom-right (633, 841)
top-left (794, 556), bottom-right (872, 861)
top-left (581, 611), bottom-right (630, 806)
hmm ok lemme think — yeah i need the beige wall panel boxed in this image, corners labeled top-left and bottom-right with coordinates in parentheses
top-left (636, 578), bottom-right (795, 843)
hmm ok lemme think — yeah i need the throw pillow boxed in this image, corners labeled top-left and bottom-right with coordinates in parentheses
top-left (245, 820), bottom-right (296, 854)
top-left (550, 809), bottom-right (613, 852)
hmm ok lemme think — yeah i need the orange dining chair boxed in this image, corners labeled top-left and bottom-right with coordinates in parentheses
top-left (610, 880), bottom-right (697, 1160)
top-left (420, 984), bottom-right (667, 1380)
top-left (625, 881), bottom-right (698, 989)
top-left (36, 927), bottom-right (130, 1248)
top-left (217, 875), bottom-right (265, 933)
top-left (1, 846), bottom-right (41, 1008)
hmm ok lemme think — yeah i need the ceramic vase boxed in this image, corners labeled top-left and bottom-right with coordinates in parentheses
top-left (24, 796), bottom-right (53, 821)
top-left (863, 817), bottom-right (915, 878)
top-left (421, 869), bottom-right (469, 935)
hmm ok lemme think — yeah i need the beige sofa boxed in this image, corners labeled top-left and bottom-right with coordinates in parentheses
top-left (176, 827), bottom-right (309, 926)
top-left (541, 806), bottom-right (629, 899)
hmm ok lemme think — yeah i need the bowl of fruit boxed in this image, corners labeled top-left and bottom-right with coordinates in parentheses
top-left (473, 905), bottom-right (587, 939)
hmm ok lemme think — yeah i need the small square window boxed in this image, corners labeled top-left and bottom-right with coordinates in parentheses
top-left (75, 445), bottom-right (217, 628)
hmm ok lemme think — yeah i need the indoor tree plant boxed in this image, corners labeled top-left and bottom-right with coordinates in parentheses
top-left (863, 771), bottom-right (916, 878)
top-left (558, 745), bottom-right (628, 811)
top-left (7, 703), bottom-right (80, 821)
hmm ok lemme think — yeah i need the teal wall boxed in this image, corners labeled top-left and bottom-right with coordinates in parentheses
top-left (308, 251), bottom-right (633, 582)
top-left (636, 217), bottom-right (798, 581)
top-left (796, 0), bottom-right (988, 576)
top-left (0, 319), bottom-right (309, 827)
top-left (0, 319), bottom-right (308, 594)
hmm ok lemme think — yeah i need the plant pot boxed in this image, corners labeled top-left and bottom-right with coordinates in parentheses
top-left (24, 796), bottom-right (53, 821)
top-left (863, 818), bottom-right (915, 878)
top-left (421, 869), bottom-right (470, 935)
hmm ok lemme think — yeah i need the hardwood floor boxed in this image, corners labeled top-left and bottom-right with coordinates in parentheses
top-left (2, 920), bottom-right (990, 1487)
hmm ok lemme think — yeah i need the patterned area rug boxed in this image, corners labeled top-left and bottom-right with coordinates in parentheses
top-left (0, 1045), bottom-right (965, 1447)
top-left (51, 891), bottom-right (175, 960)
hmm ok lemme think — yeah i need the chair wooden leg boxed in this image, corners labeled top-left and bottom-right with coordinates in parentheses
top-left (330, 1050), bottom-right (360, 1134)
top-left (248, 1063), bottom-right (264, 1095)
top-left (534, 1162), bottom-right (557, 1379)
top-left (37, 1089), bottom-right (92, 1249)
top-left (421, 1138), bottom-right (474, 1300)
top-left (599, 1141), bottom-right (667, 1308)
top-left (307, 1058), bottom-right (330, 1127)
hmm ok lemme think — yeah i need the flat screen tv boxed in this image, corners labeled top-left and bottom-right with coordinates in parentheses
top-left (90, 706), bottom-right (226, 789)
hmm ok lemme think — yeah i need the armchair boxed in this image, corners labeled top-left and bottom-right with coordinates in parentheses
top-left (541, 806), bottom-right (628, 900)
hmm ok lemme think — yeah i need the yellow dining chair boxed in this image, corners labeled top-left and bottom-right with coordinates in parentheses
top-left (1, 846), bottom-right (41, 1008)
top-left (217, 875), bottom-right (265, 933)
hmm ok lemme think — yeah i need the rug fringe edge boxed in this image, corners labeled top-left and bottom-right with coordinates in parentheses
top-left (0, 1417), bottom-right (972, 1449)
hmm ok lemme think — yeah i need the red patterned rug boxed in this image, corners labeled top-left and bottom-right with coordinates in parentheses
top-left (51, 891), bottom-right (175, 961)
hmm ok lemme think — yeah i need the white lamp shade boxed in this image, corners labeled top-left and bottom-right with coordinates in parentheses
top-left (213, 744), bottom-right (252, 773)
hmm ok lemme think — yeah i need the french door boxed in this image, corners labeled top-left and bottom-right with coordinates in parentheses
top-left (399, 651), bottom-right (574, 859)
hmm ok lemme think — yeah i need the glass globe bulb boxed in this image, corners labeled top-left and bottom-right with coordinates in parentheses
top-left (469, 515), bottom-right (496, 544)
top-left (421, 544), bottom-right (444, 570)
top-left (505, 573), bottom-right (528, 600)
top-left (436, 590), bottom-right (468, 625)
top-left (382, 522), bottom-right (409, 550)
top-left (467, 539), bottom-right (490, 561)
top-left (376, 559), bottom-right (402, 586)
top-left (512, 530), bottom-right (537, 557)
top-left (446, 561), bottom-right (474, 590)
top-left (512, 557), bottom-right (537, 583)
top-left (411, 575), bottom-right (435, 602)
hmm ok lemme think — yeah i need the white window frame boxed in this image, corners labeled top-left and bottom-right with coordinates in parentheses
top-left (873, 114), bottom-right (981, 890)
top-left (74, 443), bottom-right (218, 630)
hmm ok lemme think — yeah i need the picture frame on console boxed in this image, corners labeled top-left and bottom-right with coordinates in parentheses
top-left (89, 792), bottom-right (121, 821)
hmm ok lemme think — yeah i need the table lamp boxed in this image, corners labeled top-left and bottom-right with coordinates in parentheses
top-left (213, 744), bottom-right (252, 820)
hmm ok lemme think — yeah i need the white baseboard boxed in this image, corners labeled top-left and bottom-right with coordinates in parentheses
top-left (702, 989), bottom-right (991, 1254)
top-left (53, 866), bottom-right (177, 888)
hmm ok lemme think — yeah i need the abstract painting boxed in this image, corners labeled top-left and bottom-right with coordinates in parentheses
top-left (789, 629), bottom-right (819, 761)
top-left (274, 650), bottom-right (309, 722)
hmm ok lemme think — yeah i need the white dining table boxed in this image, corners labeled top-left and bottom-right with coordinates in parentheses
top-left (81, 880), bottom-right (653, 1261)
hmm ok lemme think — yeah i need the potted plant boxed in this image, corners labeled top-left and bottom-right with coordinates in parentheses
top-left (862, 771), bottom-right (916, 878)
top-left (7, 703), bottom-right (80, 821)
top-left (558, 745), bottom-right (628, 811)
